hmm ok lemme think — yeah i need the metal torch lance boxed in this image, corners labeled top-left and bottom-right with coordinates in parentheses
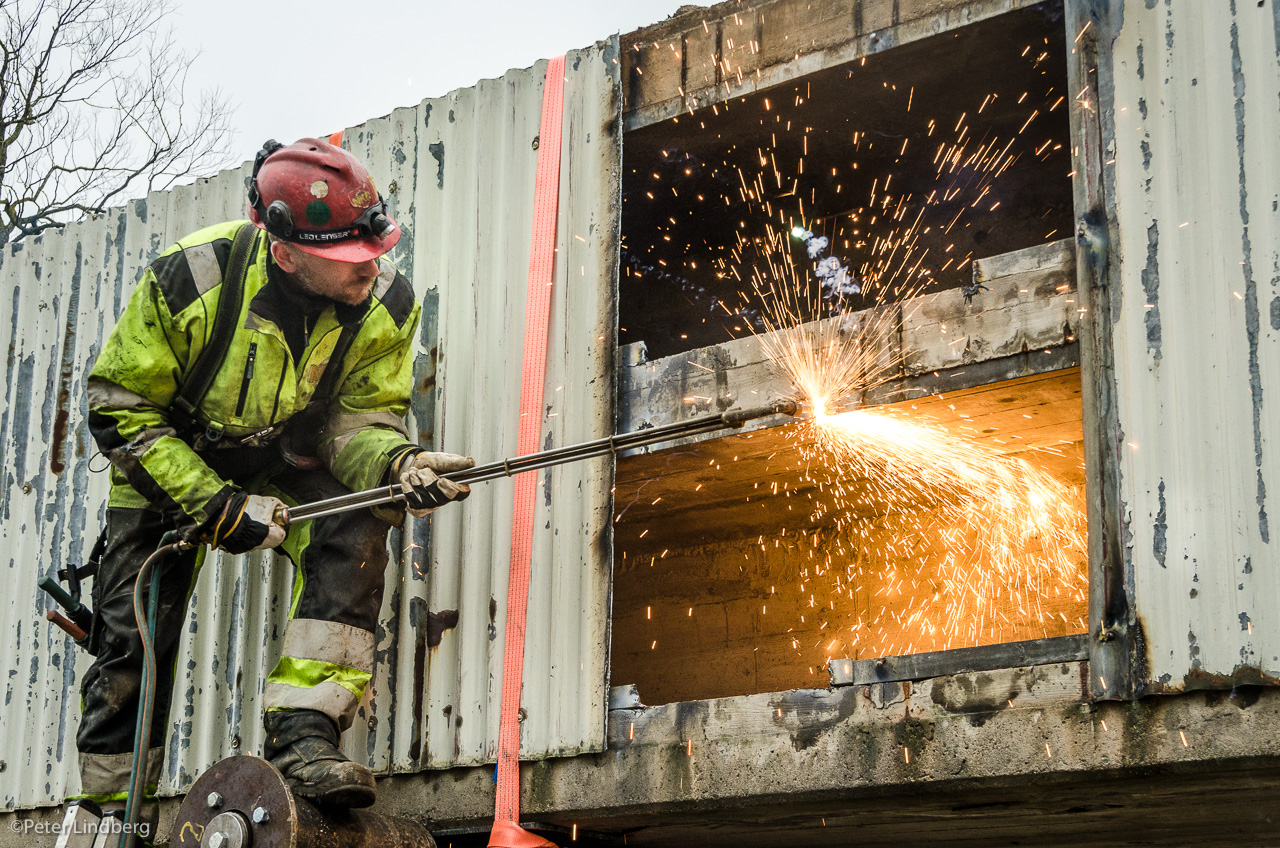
top-left (276, 400), bottom-right (797, 526)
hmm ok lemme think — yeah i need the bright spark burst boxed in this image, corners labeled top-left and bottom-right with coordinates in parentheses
top-left (619, 26), bottom-right (1083, 674)
top-left (802, 404), bottom-right (1087, 644)
top-left (731, 102), bottom-right (1086, 657)
top-left (742, 259), bottom-right (1088, 656)
top-left (749, 236), bottom-right (901, 419)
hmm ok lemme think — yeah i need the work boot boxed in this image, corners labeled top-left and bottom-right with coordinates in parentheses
top-left (263, 709), bottom-right (376, 808)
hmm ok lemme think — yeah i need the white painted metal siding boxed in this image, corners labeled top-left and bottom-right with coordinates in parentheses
top-left (0, 41), bottom-right (619, 810)
top-left (342, 44), bottom-right (621, 772)
top-left (1107, 0), bottom-right (1279, 692)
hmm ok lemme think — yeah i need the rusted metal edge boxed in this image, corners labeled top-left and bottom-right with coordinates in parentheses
top-left (862, 343), bottom-right (1080, 407)
top-left (1143, 665), bottom-right (1280, 697)
top-left (828, 633), bottom-right (1089, 687)
top-left (1064, 0), bottom-right (1133, 702)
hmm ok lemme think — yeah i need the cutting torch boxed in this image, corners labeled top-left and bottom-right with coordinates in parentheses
top-left (42, 399), bottom-right (798, 636)
top-left (276, 399), bottom-right (797, 525)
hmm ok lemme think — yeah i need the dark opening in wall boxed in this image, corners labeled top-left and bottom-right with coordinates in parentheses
top-left (620, 1), bottom-right (1072, 360)
top-left (610, 1), bottom-right (1087, 706)
top-left (611, 368), bottom-right (1088, 705)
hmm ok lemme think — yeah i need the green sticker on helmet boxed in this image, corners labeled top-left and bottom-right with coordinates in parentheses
top-left (305, 200), bottom-right (331, 226)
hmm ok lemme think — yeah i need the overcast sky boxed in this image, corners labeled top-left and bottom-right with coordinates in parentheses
top-left (173, 0), bottom-right (693, 168)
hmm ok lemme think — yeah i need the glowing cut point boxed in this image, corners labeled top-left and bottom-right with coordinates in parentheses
top-left (791, 225), bottom-right (808, 239)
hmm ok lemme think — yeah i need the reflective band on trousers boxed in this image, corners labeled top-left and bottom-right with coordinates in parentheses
top-left (265, 620), bottom-right (375, 731)
top-left (280, 618), bottom-right (375, 673)
top-left (263, 677), bottom-right (365, 731)
top-left (77, 748), bottom-right (163, 797)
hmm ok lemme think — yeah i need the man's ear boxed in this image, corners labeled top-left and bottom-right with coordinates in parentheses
top-left (270, 239), bottom-right (300, 274)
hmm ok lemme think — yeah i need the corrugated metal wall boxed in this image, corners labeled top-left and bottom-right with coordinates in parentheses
top-left (342, 42), bottom-right (621, 771)
top-left (0, 39), bottom-right (620, 810)
top-left (1107, 0), bottom-right (1279, 692)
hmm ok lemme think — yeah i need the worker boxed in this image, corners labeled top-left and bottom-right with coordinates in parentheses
top-left (69, 138), bottom-right (469, 836)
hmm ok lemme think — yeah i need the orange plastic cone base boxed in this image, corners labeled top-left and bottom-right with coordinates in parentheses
top-left (487, 820), bottom-right (560, 848)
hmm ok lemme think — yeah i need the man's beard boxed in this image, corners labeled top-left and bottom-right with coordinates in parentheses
top-left (289, 264), bottom-right (376, 305)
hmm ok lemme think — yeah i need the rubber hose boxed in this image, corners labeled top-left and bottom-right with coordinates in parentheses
top-left (123, 540), bottom-right (183, 847)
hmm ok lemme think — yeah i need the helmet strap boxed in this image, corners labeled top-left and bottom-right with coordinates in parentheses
top-left (265, 197), bottom-right (393, 246)
top-left (247, 139), bottom-right (285, 219)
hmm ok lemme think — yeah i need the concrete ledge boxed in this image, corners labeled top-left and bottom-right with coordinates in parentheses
top-left (371, 664), bottom-right (1280, 844)
top-left (6, 664), bottom-right (1279, 846)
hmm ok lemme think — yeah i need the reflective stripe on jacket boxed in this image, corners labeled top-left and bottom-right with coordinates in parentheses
top-left (87, 219), bottom-right (421, 531)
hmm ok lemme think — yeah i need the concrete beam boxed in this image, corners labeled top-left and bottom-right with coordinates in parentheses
top-left (5, 663), bottom-right (1277, 845)
top-left (618, 239), bottom-right (1078, 439)
top-left (366, 662), bottom-right (1280, 845)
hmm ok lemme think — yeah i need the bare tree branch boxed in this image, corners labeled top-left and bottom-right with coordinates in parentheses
top-left (0, 0), bottom-right (234, 245)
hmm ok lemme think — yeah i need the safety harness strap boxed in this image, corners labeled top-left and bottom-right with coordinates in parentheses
top-left (171, 222), bottom-right (259, 425)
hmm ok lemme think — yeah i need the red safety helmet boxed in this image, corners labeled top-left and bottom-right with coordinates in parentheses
top-left (247, 138), bottom-right (401, 263)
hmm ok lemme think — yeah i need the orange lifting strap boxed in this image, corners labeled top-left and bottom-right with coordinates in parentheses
top-left (489, 54), bottom-right (567, 848)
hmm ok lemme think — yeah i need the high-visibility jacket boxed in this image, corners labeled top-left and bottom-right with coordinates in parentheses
top-left (87, 220), bottom-right (421, 532)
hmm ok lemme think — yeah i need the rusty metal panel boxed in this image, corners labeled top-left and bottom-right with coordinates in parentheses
top-left (342, 42), bottom-right (621, 771)
top-left (0, 170), bottom-right (266, 812)
top-left (0, 41), bottom-right (619, 810)
top-left (1106, 0), bottom-right (1279, 693)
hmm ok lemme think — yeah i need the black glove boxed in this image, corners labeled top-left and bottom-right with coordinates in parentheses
top-left (206, 492), bottom-right (287, 554)
top-left (394, 450), bottom-right (475, 517)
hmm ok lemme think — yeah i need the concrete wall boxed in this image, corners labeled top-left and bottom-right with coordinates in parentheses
top-left (6, 661), bottom-right (1279, 845)
top-left (378, 662), bottom-right (1280, 846)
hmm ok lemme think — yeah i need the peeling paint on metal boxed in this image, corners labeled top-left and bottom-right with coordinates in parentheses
top-left (49, 247), bottom-right (82, 475)
top-left (428, 141), bottom-right (445, 190)
top-left (542, 430), bottom-right (555, 507)
top-left (1153, 480), bottom-right (1167, 567)
top-left (1141, 223), bottom-right (1161, 360)
top-left (426, 610), bottom-right (459, 649)
top-left (1230, 2), bottom-right (1270, 543)
top-left (1111, 0), bottom-right (1279, 696)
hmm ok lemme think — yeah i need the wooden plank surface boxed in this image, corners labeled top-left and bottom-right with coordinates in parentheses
top-left (612, 366), bottom-right (1088, 704)
top-left (615, 367), bottom-right (1086, 549)
top-left (908, 239), bottom-right (1080, 373)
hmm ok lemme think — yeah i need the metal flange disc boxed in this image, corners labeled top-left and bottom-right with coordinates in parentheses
top-left (171, 756), bottom-right (300, 848)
